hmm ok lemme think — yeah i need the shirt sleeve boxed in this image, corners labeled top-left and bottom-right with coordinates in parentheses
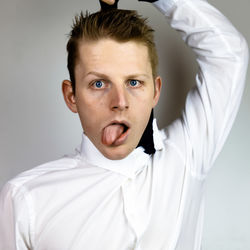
top-left (0, 183), bottom-right (33, 250)
top-left (153, 0), bottom-right (249, 177)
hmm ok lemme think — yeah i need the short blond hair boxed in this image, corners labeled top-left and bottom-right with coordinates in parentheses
top-left (66, 9), bottom-right (158, 94)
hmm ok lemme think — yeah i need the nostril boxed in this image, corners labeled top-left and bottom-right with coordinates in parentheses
top-left (111, 105), bottom-right (129, 110)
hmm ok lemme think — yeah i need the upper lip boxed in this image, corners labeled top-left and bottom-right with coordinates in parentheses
top-left (105, 120), bottom-right (131, 129)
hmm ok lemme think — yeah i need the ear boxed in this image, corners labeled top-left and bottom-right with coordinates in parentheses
top-left (152, 76), bottom-right (162, 108)
top-left (62, 80), bottom-right (78, 113)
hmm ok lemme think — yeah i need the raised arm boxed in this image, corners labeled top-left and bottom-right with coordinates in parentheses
top-left (152, 0), bottom-right (248, 177)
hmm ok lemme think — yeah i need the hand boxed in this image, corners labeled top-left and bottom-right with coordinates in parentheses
top-left (99, 0), bottom-right (119, 10)
top-left (101, 0), bottom-right (116, 5)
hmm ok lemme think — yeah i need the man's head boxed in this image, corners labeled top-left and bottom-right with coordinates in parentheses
top-left (62, 9), bottom-right (161, 160)
top-left (67, 9), bottom-right (159, 95)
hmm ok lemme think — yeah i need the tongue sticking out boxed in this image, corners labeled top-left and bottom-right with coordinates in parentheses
top-left (102, 124), bottom-right (125, 146)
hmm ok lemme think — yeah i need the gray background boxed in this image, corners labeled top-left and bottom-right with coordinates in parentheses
top-left (0, 0), bottom-right (249, 249)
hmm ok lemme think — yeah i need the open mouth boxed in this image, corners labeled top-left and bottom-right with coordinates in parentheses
top-left (102, 121), bottom-right (131, 146)
top-left (112, 122), bottom-right (129, 133)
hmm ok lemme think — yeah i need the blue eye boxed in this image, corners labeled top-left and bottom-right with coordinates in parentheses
top-left (129, 80), bottom-right (139, 87)
top-left (94, 80), bottom-right (104, 88)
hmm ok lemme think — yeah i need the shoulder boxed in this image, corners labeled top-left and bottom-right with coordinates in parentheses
top-left (4, 155), bottom-right (81, 195)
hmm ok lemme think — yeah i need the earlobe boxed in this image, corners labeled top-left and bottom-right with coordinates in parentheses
top-left (62, 80), bottom-right (78, 113)
top-left (153, 76), bottom-right (162, 107)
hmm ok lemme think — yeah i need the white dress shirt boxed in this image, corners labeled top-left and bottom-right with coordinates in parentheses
top-left (0, 0), bottom-right (248, 249)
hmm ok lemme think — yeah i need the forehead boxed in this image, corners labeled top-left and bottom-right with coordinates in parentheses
top-left (75, 38), bottom-right (152, 77)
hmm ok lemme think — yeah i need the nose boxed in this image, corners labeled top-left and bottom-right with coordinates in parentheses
top-left (110, 84), bottom-right (129, 111)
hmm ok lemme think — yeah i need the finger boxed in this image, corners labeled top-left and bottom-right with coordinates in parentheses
top-left (99, 0), bottom-right (119, 10)
top-left (101, 0), bottom-right (115, 5)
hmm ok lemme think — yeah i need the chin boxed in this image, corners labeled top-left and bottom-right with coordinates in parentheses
top-left (101, 145), bottom-right (134, 160)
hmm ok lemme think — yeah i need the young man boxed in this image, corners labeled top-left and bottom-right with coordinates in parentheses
top-left (0, 0), bottom-right (248, 249)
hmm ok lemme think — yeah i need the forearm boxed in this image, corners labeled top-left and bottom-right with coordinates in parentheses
top-left (153, 0), bottom-right (248, 62)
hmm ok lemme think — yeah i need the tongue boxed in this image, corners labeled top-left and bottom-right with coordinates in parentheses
top-left (102, 124), bottom-right (124, 146)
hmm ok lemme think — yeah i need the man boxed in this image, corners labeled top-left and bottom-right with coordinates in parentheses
top-left (0, 0), bottom-right (248, 249)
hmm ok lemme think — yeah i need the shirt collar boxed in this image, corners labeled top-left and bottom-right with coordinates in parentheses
top-left (79, 118), bottom-right (163, 179)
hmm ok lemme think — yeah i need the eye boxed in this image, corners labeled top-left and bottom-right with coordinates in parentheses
top-left (92, 80), bottom-right (105, 89)
top-left (129, 80), bottom-right (141, 87)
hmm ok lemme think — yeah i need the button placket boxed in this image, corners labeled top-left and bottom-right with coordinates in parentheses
top-left (121, 178), bottom-right (140, 242)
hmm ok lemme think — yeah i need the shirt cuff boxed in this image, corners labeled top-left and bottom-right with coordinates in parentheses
top-left (138, 0), bottom-right (158, 2)
top-left (153, 0), bottom-right (179, 15)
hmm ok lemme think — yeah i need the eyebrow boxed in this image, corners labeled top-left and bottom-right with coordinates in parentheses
top-left (85, 71), bottom-right (151, 80)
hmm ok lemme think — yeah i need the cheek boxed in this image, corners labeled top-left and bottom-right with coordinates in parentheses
top-left (133, 88), bottom-right (155, 108)
top-left (78, 95), bottom-right (108, 126)
top-left (76, 91), bottom-right (105, 112)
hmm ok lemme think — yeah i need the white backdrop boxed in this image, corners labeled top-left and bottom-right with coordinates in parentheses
top-left (0, 0), bottom-right (249, 249)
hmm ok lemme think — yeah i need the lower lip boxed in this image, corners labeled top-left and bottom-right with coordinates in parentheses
top-left (113, 128), bottom-right (130, 146)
